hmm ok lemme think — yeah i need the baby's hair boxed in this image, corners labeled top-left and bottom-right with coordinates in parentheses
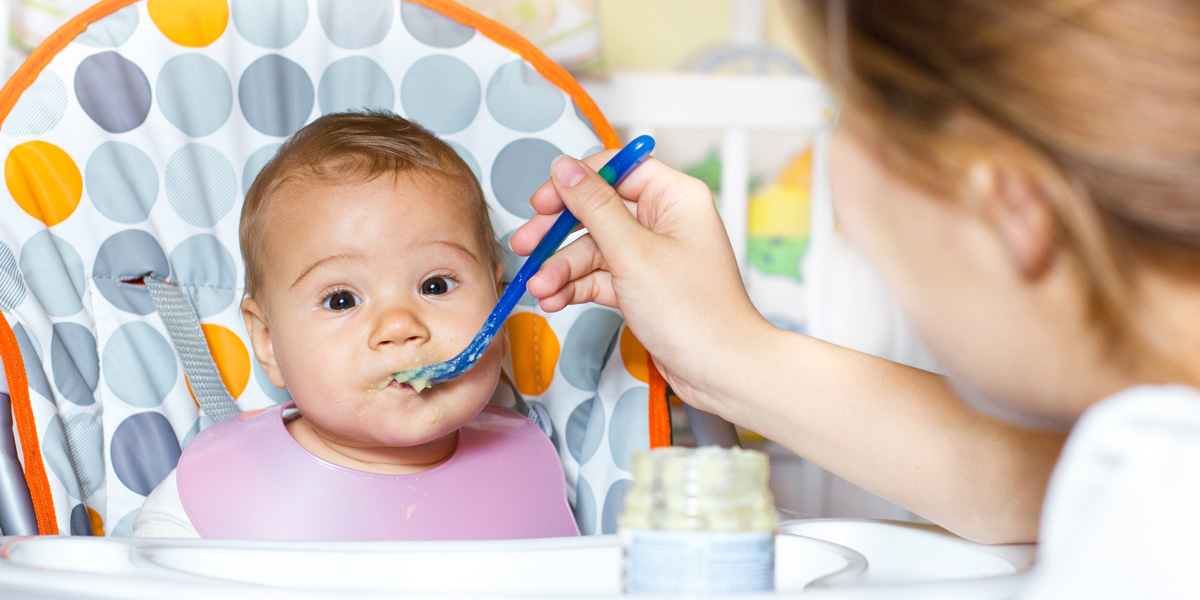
top-left (240, 111), bottom-right (499, 298)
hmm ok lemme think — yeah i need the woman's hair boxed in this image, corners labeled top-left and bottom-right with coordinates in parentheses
top-left (793, 0), bottom-right (1200, 363)
top-left (240, 111), bottom-right (498, 298)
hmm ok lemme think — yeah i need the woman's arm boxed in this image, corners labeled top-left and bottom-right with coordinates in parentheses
top-left (515, 153), bottom-right (1063, 544)
top-left (721, 322), bottom-right (1063, 544)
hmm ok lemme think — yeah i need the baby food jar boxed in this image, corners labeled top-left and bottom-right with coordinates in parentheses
top-left (619, 446), bottom-right (778, 595)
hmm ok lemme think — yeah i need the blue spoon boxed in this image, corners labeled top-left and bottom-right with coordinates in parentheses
top-left (392, 135), bottom-right (656, 391)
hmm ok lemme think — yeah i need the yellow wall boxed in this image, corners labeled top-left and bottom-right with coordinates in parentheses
top-left (598, 0), bottom-right (807, 71)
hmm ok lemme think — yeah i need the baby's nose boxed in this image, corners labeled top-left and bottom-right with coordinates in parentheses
top-left (369, 304), bottom-right (431, 348)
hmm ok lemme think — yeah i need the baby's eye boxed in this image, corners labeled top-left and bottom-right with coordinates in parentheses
top-left (324, 290), bottom-right (360, 311)
top-left (420, 276), bottom-right (458, 296)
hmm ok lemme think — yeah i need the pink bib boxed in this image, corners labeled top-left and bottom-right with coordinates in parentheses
top-left (176, 403), bottom-right (580, 541)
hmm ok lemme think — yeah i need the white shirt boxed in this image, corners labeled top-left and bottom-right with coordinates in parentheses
top-left (131, 469), bottom-right (200, 538)
top-left (1025, 385), bottom-right (1200, 598)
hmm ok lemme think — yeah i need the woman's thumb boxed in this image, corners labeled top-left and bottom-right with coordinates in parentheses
top-left (550, 155), bottom-right (647, 261)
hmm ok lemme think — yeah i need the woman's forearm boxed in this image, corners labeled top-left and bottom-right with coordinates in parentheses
top-left (706, 324), bottom-right (1064, 544)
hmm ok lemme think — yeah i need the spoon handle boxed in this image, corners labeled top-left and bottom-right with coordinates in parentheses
top-left (489, 135), bottom-right (657, 329)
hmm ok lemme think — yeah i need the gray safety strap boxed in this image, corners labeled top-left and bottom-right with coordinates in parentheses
top-left (144, 276), bottom-right (242, 422)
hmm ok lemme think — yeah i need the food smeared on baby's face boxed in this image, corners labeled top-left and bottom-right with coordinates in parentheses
top-left (250, 171), bottom-right (504, 459)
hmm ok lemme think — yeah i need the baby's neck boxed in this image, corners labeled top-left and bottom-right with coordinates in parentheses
top-left (285, 415), bottom-right (458, 475)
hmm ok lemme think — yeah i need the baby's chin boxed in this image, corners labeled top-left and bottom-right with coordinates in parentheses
top-left (380, 402), bottom-right (487, 440)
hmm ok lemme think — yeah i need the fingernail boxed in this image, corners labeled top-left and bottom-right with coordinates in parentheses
top-left (551, 155), bottom-right (586, 188)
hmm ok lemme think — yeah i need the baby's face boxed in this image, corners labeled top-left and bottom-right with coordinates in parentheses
top-left (245, 171), bottom-right (503, 450)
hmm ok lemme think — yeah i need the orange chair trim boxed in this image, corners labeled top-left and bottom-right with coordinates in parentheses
top-left (0, 0), bottom-right (140, 122)
top-left (0, 313), bottom-right (59, 535)
top-left (0, 0), bottom-right (656, 531)
top-left (411, 0), bottom-right (619, 151)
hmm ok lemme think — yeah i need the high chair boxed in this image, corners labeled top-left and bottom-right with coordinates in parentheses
top-left (0, 0), bottom-right (671, 539)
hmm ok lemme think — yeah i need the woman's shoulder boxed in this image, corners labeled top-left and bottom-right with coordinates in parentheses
top-left (1027, 385), bottom-right (1200, 598)
top-left (1075, 384), bottom-right (1200, 441)
top-left (1058, 384), bottom-right (1200, 487)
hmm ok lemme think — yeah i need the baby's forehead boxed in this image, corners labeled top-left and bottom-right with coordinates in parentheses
top-left (257, 170), bottom-right (489, 246)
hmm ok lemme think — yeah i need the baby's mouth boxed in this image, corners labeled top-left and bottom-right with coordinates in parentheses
top-left (388, 379), bottom-right (415, 392)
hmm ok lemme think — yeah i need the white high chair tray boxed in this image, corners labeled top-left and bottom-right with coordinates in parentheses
top-left (0, 518), bottom-right (1035, 599)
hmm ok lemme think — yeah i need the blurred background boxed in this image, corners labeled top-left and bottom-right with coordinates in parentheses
top-left (1, 0), bottom-right (935, 524)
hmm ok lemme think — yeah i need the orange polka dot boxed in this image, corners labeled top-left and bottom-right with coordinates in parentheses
top-left (87, 507), bottom-right (104, 536)
top-left (620, 326), bottom-right (650, 383)
top-left (149, 0), bottom-right (229, 47)
top-left (507, 312), bottom-right (559, 396)
top-left (202, 323), bottom-right (250, 398)
top-left (5, 141), bottom-right (82, 227)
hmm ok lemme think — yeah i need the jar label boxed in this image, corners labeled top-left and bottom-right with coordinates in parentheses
top-left (621, 529), bottom-right (774, 595)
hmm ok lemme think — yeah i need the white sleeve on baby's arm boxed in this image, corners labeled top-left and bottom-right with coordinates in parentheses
top-left (131, 469), bottom-right (201, 538)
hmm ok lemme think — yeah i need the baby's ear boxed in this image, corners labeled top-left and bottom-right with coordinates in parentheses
top-left (241, 296), bottom-right (286, 389)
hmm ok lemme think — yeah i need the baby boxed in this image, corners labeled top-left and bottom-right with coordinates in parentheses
top-left (132, 111), bottom-right (579, 541)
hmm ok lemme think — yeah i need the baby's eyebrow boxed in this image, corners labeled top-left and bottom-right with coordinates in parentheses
top-left (290, 252), bottom-right (362, 289)
top-left (428, 240), bottom-right (480, 263)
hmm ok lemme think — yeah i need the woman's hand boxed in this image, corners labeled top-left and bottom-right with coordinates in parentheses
top-left (511, 152), bottom-right (771, 412)
top-left (513, 151), bottom-right (1062, 546)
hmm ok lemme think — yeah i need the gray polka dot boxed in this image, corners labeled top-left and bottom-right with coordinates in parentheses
top-left (93, 229), bottom-right (169, 315)
top-left (86, 142), bottom-right (159, 224)
top-left (581, 144), bottom-right (604, 159)
top-left (0, 242), bottom-right (26, 310)
top-left (601, 478), bottom-right (632, 534)
top-left (20, 231), bottom-right (85, 317)
top-left (12, 323), bottom-right (53, 402)
top-left (63, 413), bottom-right (105, 497)
top-left (164, 143), bottom-right (238, 227)
top-left (400, 2), bottom-right (473, 48)
top-left (41, 415), bottom-right (81, 500)
top-left (317, 0), bottom-right (394, 49)
top-left (70, 503), bottom-right (93, 535)
top-left (575, 476), bottom-right (596, 535)
top-left (232, 0), bottom-right (308, 49)
top-left (157, 54), bottom-right (233, 137)
top-left (445, 140), bottom-right (482, 183)
top-left (487, 61), bottom-right (566, 132)
top-left (573, 101), bottom-right (599, 139)
top-left (169, 234), bottom-right (237, 317)
top-left (565, 395), bottom-right (605, 465)
top-left (2, 71), bottom-right (67, 136)
top-left (102, 323), bottom-right (178, 408)
top-left (499, 231), bottom-right (537, 307)
top-left (400, 55), bottom-right (480, 134)
top-left (51, 322), bottom-right (99, 406)
top-left (239, 54), bottom-right (314, 137)
top-left (74, 51), bottom-right (151, 133)
top-left (242, 143), bottom-right (280, 197)
top-left (609, 386), bottom-right (650, 471)
top-left (560, 308), bottom-right (623, 392)
top-left (254, 360), bottom-right (292, 403)
top-left (75, 5), bottom-right (138, 47)
top-left (111, 411), bottom-right (181, 496)
top-left (318, 56), bottom-right (394, 114)
top-left (491, 138), bottom-right (560, 219)
top-left (109, 508), bottom-right (140, 537)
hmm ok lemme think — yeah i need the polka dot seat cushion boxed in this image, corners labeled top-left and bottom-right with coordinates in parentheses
top-left (0, 0), bottom-right (667, 538)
